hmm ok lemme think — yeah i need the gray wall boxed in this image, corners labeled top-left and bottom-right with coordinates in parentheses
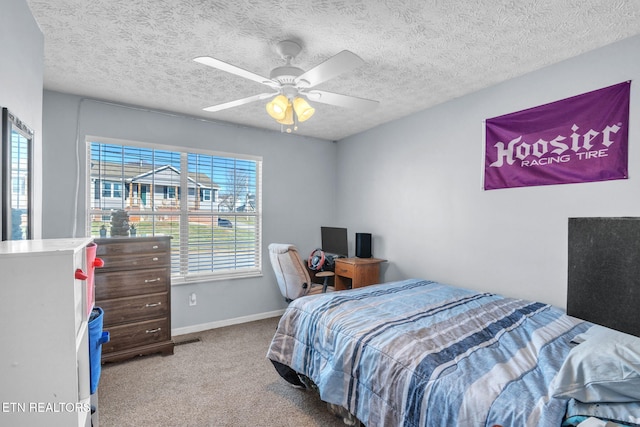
top-left (336, 34), bottom-right (640, 310)
top-left (0, 0), bottom-right (43, 239)
top-left (41, 93), bottom-right (338, 331)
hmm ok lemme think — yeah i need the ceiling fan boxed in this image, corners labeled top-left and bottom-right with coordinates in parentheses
top-left (194, 40), bottom-right (379, 132)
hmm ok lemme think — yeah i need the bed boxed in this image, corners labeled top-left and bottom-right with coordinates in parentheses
top-left (266, 279), bottom-right (640, 427)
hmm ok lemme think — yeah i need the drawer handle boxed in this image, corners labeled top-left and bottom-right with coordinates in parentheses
top-left (152, 257), bottom-right (159, 261)
top-left (144, 278), bottom-right (161, 283)
top-left (145, 302), bottom-right (162, 308)
top-left (145, 328), bottom-right (162, 334)
top-left (152, 245), bottom-right (159, 249)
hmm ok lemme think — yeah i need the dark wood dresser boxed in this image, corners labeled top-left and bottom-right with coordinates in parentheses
top-left (94, 236), bottom-right (174, 363)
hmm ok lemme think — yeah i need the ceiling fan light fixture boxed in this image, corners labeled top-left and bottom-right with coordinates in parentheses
top-left (276, 102), bottom-right (294, 125)
top-left (293, 97), bottom-right (315, 122)
top-left (266, 95), bottom-right (289, 120)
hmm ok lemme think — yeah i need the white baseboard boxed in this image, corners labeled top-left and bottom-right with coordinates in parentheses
top-left (172, 309), bottom-right (286, 337)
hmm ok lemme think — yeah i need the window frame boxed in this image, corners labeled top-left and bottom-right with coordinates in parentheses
top-left (86, 136), bottom-right (263, 284)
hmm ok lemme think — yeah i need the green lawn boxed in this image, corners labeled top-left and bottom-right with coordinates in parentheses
top-left (91, 216), bottom-right (256, 246)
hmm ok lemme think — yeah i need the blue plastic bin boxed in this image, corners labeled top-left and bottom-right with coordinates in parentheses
top-left (88, 307), bottom-right (110, 394)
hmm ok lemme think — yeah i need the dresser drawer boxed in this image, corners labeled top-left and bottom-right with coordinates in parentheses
top-left (335, 261), bottom-right (355, 277)
top-left (100, 292), bottom-right (168, 326)
top-left (99, 252), bottom-right (170, 270)
top-left (96, 238), bottom-right (170, 256)
top-left (95, 267), bottom-right (169, 299)
top-left (103, 318), bottom-right (169, 354)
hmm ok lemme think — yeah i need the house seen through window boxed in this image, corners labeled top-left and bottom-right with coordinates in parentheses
top-left (88, 141), bottom-right (262, 282)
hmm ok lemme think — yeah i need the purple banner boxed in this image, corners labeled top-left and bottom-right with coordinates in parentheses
top-left (484, 82), bottom-right (630, 190)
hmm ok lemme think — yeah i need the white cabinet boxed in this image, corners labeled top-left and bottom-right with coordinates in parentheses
top-left (0, 238), bottom-right (94, 427)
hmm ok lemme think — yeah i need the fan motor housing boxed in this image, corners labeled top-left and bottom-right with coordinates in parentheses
top-left (270, 66), bottom-right (303, 84)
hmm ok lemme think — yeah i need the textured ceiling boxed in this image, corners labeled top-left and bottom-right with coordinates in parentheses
top-left (27, 0), bottom-right (640, 141)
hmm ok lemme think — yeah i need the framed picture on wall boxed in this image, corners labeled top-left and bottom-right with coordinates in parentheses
top-left (2, 108), bottom-right (33, 241)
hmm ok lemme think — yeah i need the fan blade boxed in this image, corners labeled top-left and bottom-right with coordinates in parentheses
top-left (203, 92), bottom-right (276, 112)
top-left (194, 56), bottom-right (278, 89)
top-left (303, 90), bottom-right (379, 111)
top-left (295, 50), bottom-right (365, 88)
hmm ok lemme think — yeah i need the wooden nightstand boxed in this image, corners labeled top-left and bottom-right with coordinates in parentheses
top-left (333, 257), bottom-right (386, 290)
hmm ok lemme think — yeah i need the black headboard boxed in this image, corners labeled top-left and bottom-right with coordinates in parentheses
top-left (568, 217), bottom-right (640, 337)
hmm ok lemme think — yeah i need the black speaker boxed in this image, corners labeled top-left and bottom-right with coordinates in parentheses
top-left (356, 233), bottom-right (372, 258)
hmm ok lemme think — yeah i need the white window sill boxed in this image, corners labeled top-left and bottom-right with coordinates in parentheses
top-left (171, 269), bottom-right (263, 285)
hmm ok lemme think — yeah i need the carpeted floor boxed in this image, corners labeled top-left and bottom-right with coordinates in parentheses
top-left (97, 316), bottom-right (347, 426)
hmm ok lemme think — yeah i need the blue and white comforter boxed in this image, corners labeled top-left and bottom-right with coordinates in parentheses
top-left (267, 279), bottom-right (591, 427)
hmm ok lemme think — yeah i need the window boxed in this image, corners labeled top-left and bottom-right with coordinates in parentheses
top-left (113, 182), bottom-right (122, 198)
top-left (88, 140), bottom-right (262, 282)
top-left (100, 181), bottom-right (122, 198)
top-left (101, 182), bottom-right (110, 198)
top-left (12, 177), bottom-right (25, 195)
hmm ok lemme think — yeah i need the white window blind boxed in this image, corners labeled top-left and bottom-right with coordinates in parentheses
top-left (88, 140), bottom-right (262, 282)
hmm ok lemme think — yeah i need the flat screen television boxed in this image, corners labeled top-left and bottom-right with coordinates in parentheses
top-left (321, 226), bottom-right (348, 257)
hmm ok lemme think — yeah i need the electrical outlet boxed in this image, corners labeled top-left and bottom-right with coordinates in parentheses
top-left (189, 292), bottom-right (197, 306)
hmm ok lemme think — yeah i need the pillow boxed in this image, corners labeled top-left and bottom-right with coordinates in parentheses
top-left (550, 325), bottom-right (640, 403)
